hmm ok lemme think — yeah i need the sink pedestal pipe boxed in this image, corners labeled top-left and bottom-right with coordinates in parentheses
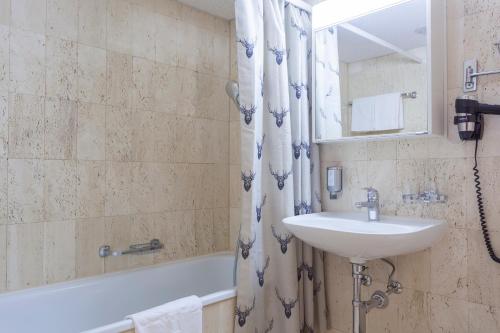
top-left (351, 261), bottom-right (402, 333)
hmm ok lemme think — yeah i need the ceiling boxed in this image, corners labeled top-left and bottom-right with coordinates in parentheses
top-left (176, 0), bottom-right (317, 20)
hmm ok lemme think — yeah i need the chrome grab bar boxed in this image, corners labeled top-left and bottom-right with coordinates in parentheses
top-left (99, 239), bottom-right (163, 258)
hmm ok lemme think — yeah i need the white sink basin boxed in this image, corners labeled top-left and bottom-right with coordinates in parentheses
top-left (283, 212), bottom-right (447, 263)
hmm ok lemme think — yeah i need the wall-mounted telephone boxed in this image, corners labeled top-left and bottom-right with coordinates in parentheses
top-left (455, 96), bottom-right (500, 263)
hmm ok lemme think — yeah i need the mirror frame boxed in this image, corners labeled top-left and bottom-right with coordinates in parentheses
top-left (311, 0), bottom-right (446, 143)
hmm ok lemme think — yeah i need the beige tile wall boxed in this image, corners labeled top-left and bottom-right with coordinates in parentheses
top-left (0, 0), bottom-right (231, 293)
top-left (322, 1), bottom-right (500, 332)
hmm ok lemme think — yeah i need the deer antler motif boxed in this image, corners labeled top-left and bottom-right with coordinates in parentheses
top-left (235, 296), bottom-right (256, 327)
top-left (302, 262), bottom-right (314, 281)
top-left (292, 141), bottom-right (302, 159)
top-left (238, 37), bottom-right (256, 58)
top-left (241, 170), bottom-right (256, 192)
top-left (275, 287), bottom-right (298, 319)
top-left (267, 41), bottom-right (286, 65)
top-left (313, 280), bottom-right (322, 296)
top-left (269, 163), bottom-right (292, 190)
top-left (256, 255), bottom-right (270, 287)
top-left (267, 103), bottom-right (289, 128)
top-left (290, 82), bottom-right (306, 99)
top-left (271, 224), bottom-right (295, 254)
top-left (238, 233), bottom-right (256, 259)
top-left (239, 104), bottom-right (257, 125)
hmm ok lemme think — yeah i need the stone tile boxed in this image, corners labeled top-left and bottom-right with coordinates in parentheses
top-left (171, 163), bottom-right (196, 211)
top-left (103, 215), bottom-right (133, 272)
top-left (366, 160), bottom-right (398, 215)
top-left (76, 161), bottom-right (105, 218)
top-left (154, 0), bottom-right (180, 18)
top-left (11, 0), bottom-right (46, 34)
top-left (47, 0), bottom-right (78, 40)
top-left (430, 228), bottom-right (468, 300)
top-left (423, 159), bottom-right (467, 228)
top-left (175, 210), bottom-right (196, 259)
top-left (467, 229), bottom-right (500, 308)
top-left (0, 94), bottom-right (8, 158)
top-left (213, 33), bottom-right (229, 78)
top-left (0, 0), bottom-right (10, 26)
top-left (105, 106), bottom-right (135, 162)
top-left (7, 223), bottom-right (44, 290)
top-left (77, 44), bottom-right (106, 104)
top-left (229, 122), bottom-right (240, 165)
top-left (9, 29), bottom-right (45, 96)
top-left (8, 159), bottom-right (45, 224)
top-left (395, 158), bottom-right (426, 218)
top-left (468, 302), bottom-right (500, 333)
top-left (8, 93), bottom-right (44, 159)
top-left (325, 268), bottom-right (353, 333)
top-left (396, 138), bottom-right (429, 160)
top-left (132, 57), bottom-right (155, 111)
top-left (129, 213), bottom-right (156, 268)
top-left (365, 281), bottom-right (400, 333)
top-left (176, 67), bottom-right (197, 117)
top-left (0, 159), bottom-right (6, 222)
top-left (107, 0), bottom-right (132, 54)
top-left (213, 208), bottom-right (229, 252)
top-left (44, 160), bottom-right (77, 222)
top-left (429, 294), bottom-right (468, 333)
top-left (106, 51), bottom-right (132, 108)
top-left (131, 162), bottom-right (161, 214)
top-left (155, 14), bottom-right (178, 66)
top-left (367, 141), bottom-right (397, 161)
top-left (320, 141), bottom-right (367, 162)
top-left (155, 164), bottom-right (176, 211)
top-left (44, 97), bottom-right (77, 160)
top-left (153, 63), bottom-right (180, 114)
top-left (131, 4), bottom-right (156, 60)
top-left (0, 25), bottom-right (8, 93)
top-left (229, 207), bottom-right (239, 248)
top-left (153, 211), bottom-right (178, 262)
top-left (77, 102), bottom-right (105, 161)
top-left (44, 220), bottom-right (76, 284)
top-left (229, 165), bottom-right (241, 209)
top-left (132, 111), bottom-right (176, 162)
top-left (398, 289), bottom-right (430, 333)
top-left (75, 218), bottom-right (104, 278)
top-left (77, 0), bottom-right (106, 48)
top-left (212, 164), bottom-right (229, 208)
top-left (0, 224), bottom-right (5, 291)
top-left (45, 37), bottom-right (77, 100)
top-left (105, 161), bottom-right (136, 216)
top-left (396, 249), bottom-right (431, 292)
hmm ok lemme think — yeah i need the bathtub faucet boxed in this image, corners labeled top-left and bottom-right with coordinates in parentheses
top-left (99, 239), bottom-right (164, 258)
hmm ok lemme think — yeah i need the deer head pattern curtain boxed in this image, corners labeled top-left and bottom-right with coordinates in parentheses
top-left (234, 1), bottom-right (327, 332)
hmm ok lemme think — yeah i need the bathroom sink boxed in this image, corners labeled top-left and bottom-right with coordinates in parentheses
top-left (282, 212), bottom-right (446, 263)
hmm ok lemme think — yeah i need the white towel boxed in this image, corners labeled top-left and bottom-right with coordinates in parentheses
top-left (126, 295), bottom-right (202, 333)
top-left (351, 92), bottom-right (404, 132)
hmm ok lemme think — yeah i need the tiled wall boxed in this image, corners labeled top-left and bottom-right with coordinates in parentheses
top-left (322, 0), bottom-right (500, 332)
top-left (0, 0), bottom-right (231, 292)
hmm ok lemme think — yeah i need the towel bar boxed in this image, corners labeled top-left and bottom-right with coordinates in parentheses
top-left (347, 91), bottom-right (417, 106)
top-left (99, 239), bottom-right (164, 258)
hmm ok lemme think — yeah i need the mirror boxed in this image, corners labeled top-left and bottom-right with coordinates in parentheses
top-left (312, 0), bottom-right (445, 142)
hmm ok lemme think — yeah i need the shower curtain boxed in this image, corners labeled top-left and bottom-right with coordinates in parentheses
top-left (235, 1), bottom-right (327, 332)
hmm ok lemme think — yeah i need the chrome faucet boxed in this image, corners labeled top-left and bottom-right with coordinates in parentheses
top-left (355, 187), bottom-right (380, 221)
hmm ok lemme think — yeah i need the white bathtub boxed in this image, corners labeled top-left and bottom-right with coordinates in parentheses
top-left (0, 253), bottom-right (235, 333)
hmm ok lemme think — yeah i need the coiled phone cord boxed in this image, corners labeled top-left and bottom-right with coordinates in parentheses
top-left (474, 137), bottom-right (500, 263)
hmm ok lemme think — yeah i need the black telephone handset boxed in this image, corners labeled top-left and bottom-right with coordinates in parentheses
top-left (455, 96), bottom-right (500, 263)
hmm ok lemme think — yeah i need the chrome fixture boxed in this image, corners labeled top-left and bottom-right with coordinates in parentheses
top-left (355, 187), bottom-right (380, 221)
top-left (402, 190), bottom-right (447, 204)
top-left (347, 91), bottom-right (417, 106)
top-left (464, 58), bottom-right (500, 92)
top-left (225, 80), bottom-right (239, 106)
top-left (351, 259), bottom-right (402, 333)
top-left (99, 239), bottom-right (163, 258)
top-left (327, 166), bottom-right (342, 199)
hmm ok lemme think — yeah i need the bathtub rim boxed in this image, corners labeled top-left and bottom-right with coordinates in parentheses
top-left (0, 251), bottom-right (233, 300)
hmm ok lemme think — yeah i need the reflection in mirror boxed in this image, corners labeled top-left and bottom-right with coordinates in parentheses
top-left (313, 0), bottom-right (428, 141)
